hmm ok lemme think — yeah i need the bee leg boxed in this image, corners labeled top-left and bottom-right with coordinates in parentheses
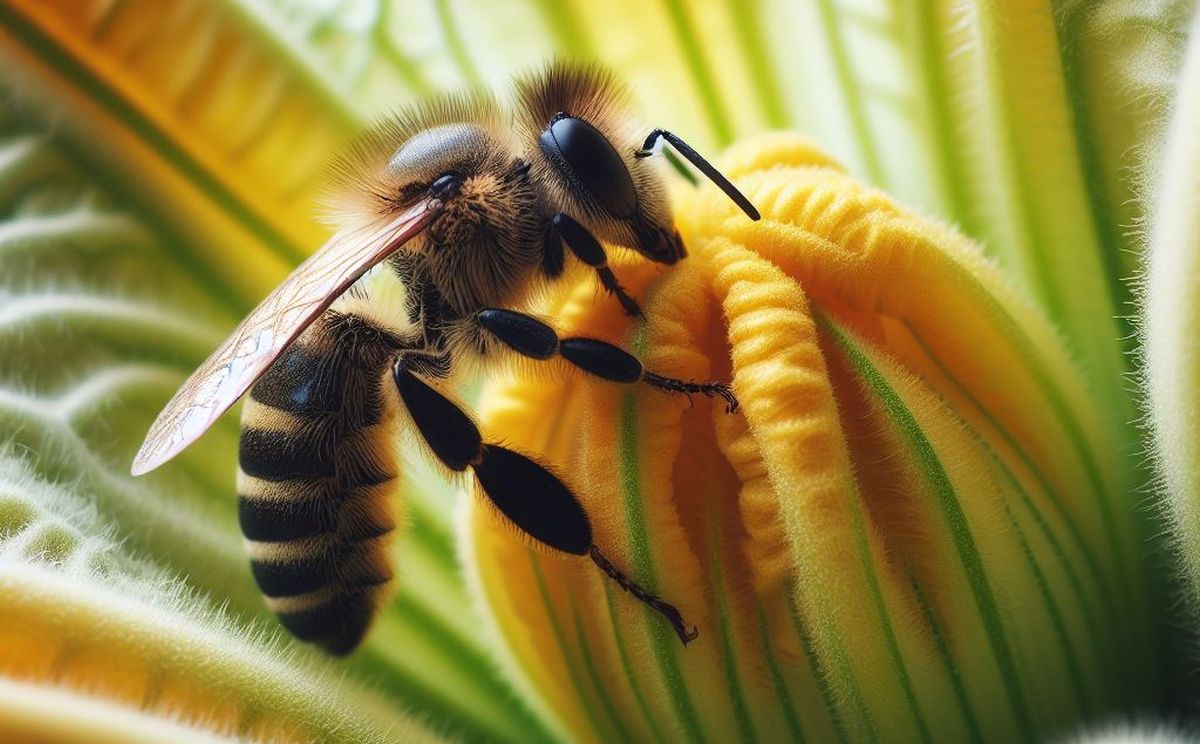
top-left (392, 361), bottom-right (699, 645)
top-left (544, 212), bottom-right (643, 318)
top-left (397, 349), bottom-right (452, 379)
top-left (476, 308), bottom-right (739, 413)
top-left (635, 129), bottom-right (761, 222)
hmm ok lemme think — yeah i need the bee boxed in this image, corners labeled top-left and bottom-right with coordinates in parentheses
top-left (131, 63), bottom-right (759, 656)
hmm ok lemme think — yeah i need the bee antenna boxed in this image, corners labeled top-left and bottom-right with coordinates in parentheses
top-left (635, 129), bottom-right (760, 221)
top-left (589, 545), bottom-right (699, 645)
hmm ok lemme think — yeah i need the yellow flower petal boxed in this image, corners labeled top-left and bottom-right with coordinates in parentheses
top-left (463, 133), bottom-right (1150, 742)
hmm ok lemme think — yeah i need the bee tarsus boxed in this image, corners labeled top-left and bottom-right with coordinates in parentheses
top-left (589, 546), bottom-right (699, 646)
top-left (476, 308), bottom-right (741, 410)
top-left (643, 371), bottom-right (739, 414)
top-left (546, 212), bottom-right (643, 316)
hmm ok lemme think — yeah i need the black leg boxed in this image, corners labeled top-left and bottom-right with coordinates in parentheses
top-left (477, 308), bottom-right (739, 413)
top-left (540, 219), bottom-right (566, 279)
top-left (396, 349), bottom-right (452, 379)
top-left (545, 213), bottom-right (643, 317)
top-left (392, 358), bottom-right (699, 645)
top-left (635, 129), bottom-right (761, 221)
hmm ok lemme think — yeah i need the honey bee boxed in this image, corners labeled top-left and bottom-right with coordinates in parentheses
top-left (132, 63), bottom-right (759, 656)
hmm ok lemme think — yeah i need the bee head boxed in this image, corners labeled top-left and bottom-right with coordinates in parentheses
top-left (516, 64), bottom-right (684, 266)
top-left (538, 112), bottom-right (684, 265)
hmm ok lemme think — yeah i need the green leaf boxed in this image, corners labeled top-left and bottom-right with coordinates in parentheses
top-left (1143, 7), bottom-right (1200, 604)
top-left (0, 453), bottom-right (444, 743)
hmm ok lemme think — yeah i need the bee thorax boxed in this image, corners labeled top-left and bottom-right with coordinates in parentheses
top-left (419, 166), bottom-right (544, 315)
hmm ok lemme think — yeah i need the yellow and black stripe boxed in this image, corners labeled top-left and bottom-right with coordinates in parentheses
top-left (237, 311), bottom-right (404, 655)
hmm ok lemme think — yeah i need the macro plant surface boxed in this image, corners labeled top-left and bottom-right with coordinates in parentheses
top-left (0, 0), bottom-right (1197, 742)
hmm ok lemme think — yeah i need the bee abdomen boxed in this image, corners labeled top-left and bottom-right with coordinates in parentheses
top-left (246, 531), bottom-right (391, 597)
top-left (238, 427), bottom-right (336, 481)
top-left (237, 318), bottom-right (400, 656)
top-left (249, 530), bottom-right (393, 655)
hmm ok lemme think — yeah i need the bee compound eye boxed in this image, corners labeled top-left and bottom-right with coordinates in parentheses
top-left (429, 172), bottom-right (463, 201)
top-left (540, 115), bottom-right (638, 219)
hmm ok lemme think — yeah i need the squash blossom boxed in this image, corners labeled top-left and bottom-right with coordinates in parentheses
top-left (466, 135), bottom-right (1149, 743)
top-left (0, 0), bottom-right (1194, 742)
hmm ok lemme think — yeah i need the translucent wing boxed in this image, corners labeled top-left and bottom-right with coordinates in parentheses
top-left (131, 198), bottom-right (444, 476)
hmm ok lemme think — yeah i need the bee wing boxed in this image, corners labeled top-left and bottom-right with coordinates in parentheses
top-left (131, 197), bottom-right (444, 476)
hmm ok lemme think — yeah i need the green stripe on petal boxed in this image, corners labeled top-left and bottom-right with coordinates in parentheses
top-left (602, 581), bottom-right (672, 744)
top-left (705, 497), bottom-right (758, 744)
top-left (824, 313), bottom-right (1037, 741)
top-left (617, 390), bottom-right (707, 744)
top-left (757, 609), bottom-right (807, 743)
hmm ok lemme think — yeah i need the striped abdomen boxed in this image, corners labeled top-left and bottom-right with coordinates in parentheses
top-left (237, 312), bottom-right (402, 655)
